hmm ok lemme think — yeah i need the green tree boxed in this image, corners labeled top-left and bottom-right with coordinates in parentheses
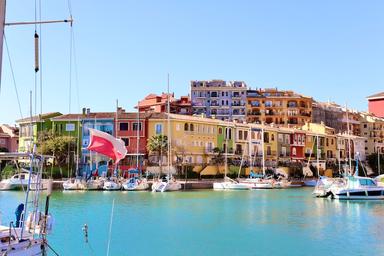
top-left (39, 136), bottom-right (77, 167)
top-left (147, 135), bottom-right (168, 164)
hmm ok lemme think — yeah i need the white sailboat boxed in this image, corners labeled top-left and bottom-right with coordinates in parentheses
top-left (152, 75), bottom-right (181, 192)
top-left (122, 104), bottom-right (149, 191)
top-left (0, 153), bottom-right (55, 256)
top-left (213, 122), bottom-right (250, 190)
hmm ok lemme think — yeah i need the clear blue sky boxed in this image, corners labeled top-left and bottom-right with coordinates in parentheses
top-left (1, 0), bottom-right (383, 124)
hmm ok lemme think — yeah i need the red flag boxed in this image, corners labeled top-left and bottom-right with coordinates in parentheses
top-left (87, 128), bottom-right (127, 163)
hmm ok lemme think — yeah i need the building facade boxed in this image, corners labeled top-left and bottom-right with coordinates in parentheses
top-left (16, 112), bottom-right (62, 152)
top-left (138, 93), bottom-right (192, 115)
top-left (0, 125), bottom-right (18, 152)
top-left (367, 92), bottom-right (384, 118)
top-left (191, 80), bottom-right (247, 121)
top-left (246, 88), bottom-right (312, 126)
top-left (115, 108), bottom-right (148, 170)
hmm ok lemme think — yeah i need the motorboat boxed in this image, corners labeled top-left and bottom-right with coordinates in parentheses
top-left (0, 170), bottom-right (37, 190)
top-left (152, 176), bottom-right (182, 192)
top-left (62, 178), bottom-right (85, 190)
top-left (122, 177), bottom-right (149, 191)
top-left (329, 175), bottom-right (384, 200)
top-left (103, 178), bottom-right (121, 191)
top-left (213, 177), bottom-right (251, 190)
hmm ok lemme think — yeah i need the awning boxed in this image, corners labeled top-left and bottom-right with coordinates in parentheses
top-left (200, 166), bottom-right (219, 176)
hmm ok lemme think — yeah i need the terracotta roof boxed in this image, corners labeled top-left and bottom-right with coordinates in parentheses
top-left (51, 114), bottom-right (83, 121)
top-left (16, 112), bottom-right (62, 124)
top-left (367, 92), bottom-right (384, 99)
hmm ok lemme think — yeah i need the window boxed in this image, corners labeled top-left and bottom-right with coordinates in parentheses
top-left (219, 128), bottom-right (223, 134)
top-left (292, 147), bottom-right (297, 156)
top-left (267, 146), bottom-right (271, 156)
top-left (184, 123), bottom-right (189, 131)
top-left (271, 134), bottom-right (275, 141)
top-left (278, 134), bottom-right (284, 143)
top-left (120, 123), bottom-right (128, 131)
top-left (190, 124), bottom-right (194, 131)
top-left (132, 122), bottom-right (142, 131)
top-left (238, 130), bottom-right (243, 140)
top-left (244, 131), bottom-right (248, 140)
top-left (264, 132), bottom-right (269, 143)
top-left (122, 138), bottom-right (129, 146)
top-left (155, 124), bottom-right (163, 134)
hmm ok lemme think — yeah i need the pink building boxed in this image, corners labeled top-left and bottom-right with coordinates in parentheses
top-left (367, 92), bottom-right (384, 118)
top-left (0, 124), bottom-right (19, 152)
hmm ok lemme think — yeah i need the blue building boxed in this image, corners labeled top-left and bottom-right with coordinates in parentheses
top-left (80, 108), bottom-right (115, 169)
top-left (190, 80), bottom-right (247, 121)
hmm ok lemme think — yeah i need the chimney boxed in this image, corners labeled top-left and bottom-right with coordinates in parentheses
top-left (82, 108), bottom-right (86, 115)
top-left (86, 108), bottom-right (90, 115)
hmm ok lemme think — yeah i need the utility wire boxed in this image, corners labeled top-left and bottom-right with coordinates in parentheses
top-left (3, 33), bottom-right (23, 119)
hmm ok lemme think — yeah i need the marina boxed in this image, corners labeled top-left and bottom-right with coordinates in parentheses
top-left (1, 189), bottom-right (384, 255)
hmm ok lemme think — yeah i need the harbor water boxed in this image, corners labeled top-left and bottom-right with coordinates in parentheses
top-left (1, 188), bottom-right (384, 256)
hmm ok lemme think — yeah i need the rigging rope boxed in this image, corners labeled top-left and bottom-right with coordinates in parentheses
top-left (3, 33), bottom-right (23, 119)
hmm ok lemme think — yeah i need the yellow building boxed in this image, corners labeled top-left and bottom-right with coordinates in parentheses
top-left (147, 113), bottom-right (221, 166)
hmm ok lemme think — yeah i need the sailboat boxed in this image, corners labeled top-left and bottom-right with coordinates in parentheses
top-left (303, 134), bottom-right (321, 187)
top-left (122, 105), bottom-right (149, 191)
top-left (241, 127), bottom-right (274, 189)
top-left (152, 75), bottom-right (181, 192)
top-left (0, 153), bottom-right (55, 255)
top-left (213, 122), bottom-right (250, 190)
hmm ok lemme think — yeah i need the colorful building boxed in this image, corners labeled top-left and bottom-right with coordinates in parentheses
top-left (246, 88), bottom-right (313, 126)
top-left (0, 125), bottom-right (18, 152)
top-left (115, 108), bottom-right (148, 170)
top-left (147, 113), bottom-right (220, 166)
top-left (359, 112), bottom-right (384, 155)
top-left (16, 112), bottom-right (62, 152)
top-left (276, 127), bottom-right (292, 163)
top-left (290, 131), bottom-right (306, 161)
top-left (80, 109), bottom-right (115, 166)
top-left (367, 92), bottom-right (384, 118)
top-left (191, 80), bottom-right (247, 121)
top-left (138, 93), bottom-right (192, 115)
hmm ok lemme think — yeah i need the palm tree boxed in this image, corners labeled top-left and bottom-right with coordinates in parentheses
top-left (147, 134), bottom-right (168, 166)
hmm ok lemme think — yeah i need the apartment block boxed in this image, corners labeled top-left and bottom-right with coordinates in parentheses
top-left (191, 80), bottom-right (247, 122)
top-left (246, 88), bottom-right (312, 126)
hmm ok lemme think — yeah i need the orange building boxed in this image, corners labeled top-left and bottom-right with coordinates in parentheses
top-left (246, 88), bottom-right (313, 127)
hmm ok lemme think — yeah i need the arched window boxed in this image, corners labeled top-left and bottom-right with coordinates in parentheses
top-left (271, 134), bottom-right (275, 141)
top-left (218, 127), bottom-right (223, 134)
top-left (184, 123), bottom-right (189, 131)
top-left (190, 124), bottom-right (194, 131)
top-left (292, 147), bottom-right (297, 156)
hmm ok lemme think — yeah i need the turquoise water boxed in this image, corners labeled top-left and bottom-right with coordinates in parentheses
top-left (1, 188), bottom-right (384, 256)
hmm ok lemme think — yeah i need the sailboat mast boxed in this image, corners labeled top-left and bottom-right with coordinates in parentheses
top-left (248, 126), bottom-right (252, 173)
top-left (346, 104), bottom-right (352, 175)
top-left (136, 101), bottom-right (140, 170)
top-left (261, 127), bottom-right (265, 177)
top-left (378, 145), bottom-right (381, 175)
top-left (316, 134), bottom-right (320, 177)
top-left (167, 74), bottom-right (171, 177)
